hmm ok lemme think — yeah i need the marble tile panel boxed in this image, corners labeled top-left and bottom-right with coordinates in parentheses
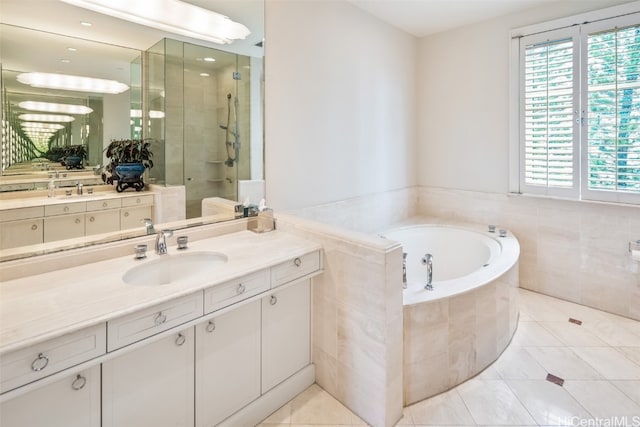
top-left (312, 347), bottom-right (337, 397)
top-left (336, 358), bottom-right (386, 427)
top-left (336, 306), bottom-right (386, 376)
top-left (456, 379), bottom-right (536, 425)
top-left (525, 347), bottom-right (603, 380)
top-left (538, 321), bottom-right (607, 346)
top-left (404, 353), bottom-right (449, 405)
top-left (289, 385), bottom-right (355, 425)
top-left (580, 320), bottom-right (640, 347)
top-left (492, 345), bottom-right (547, 380)
top-left (409, 388), bottom-right (475, 426)
top-left (564, 380), bottom-right (640, 419)
top-left (610, 380), bottom-right (640, 406)
top-left (506, 379), bottom-right (592, 425)
top-left (312, 291), bottom-right (337, 359)
top-left (617, 347), bottom-right (640, 366)
top-left (510, 321), bottom-right (564, 347)
top-left (569, 347), bottom-right (640, 379)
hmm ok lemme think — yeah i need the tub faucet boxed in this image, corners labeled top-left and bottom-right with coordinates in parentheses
top-left (402, 253), bottom-right (408, 289)
top-left (155, 229), bottom-right (174, 255)
top-left (143, 218), bottom-right (155, 235)
top-left (421, 253), bottom-right (433, 291)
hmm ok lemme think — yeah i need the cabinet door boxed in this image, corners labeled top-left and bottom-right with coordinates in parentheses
top-left (121, 205), bottom-right (152, 230)
top-left (85, 209), bottom-right (120, 235)
top-left (0, 219), bottom-right (43, 249)
top-left (262, 280), bottom-right (311, 392)
top-left (0, 365), bottom-right (100, 427)
top-left (102, 328), bottom-right (194, 427)
top-left (44, 214), bottom-right (85, 242)
top-left (196, 300), bottom-right (261, 426)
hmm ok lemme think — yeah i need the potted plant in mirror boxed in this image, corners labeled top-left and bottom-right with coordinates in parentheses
top-left (45, 146), bottom-right (66, 163)
top-left (62, 145), bottom-right (87, 170)
top-left (103, 138), bottom-right (154, 192)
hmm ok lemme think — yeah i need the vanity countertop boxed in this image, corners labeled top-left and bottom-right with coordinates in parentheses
top-left (0, 190), bottom-right (154, 211)
top-left (0, 229), bottom-right (321, 355)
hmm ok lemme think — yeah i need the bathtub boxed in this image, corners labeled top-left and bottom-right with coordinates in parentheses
top-left (382, 223), bottom-right (520, 405)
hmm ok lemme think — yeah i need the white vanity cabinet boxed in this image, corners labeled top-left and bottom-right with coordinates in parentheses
top-left (262, 280), bottom-right (311, 392)
top-left (44, 213), bottom-right (85, 242)
top-left (102, 327), bottom-right (195, 427)
top-left (0, 365), bottom-right (101, 427)
top-left (195, 300), bottom-right (261, 426)
top-left (0, 218), bottom-right (43, 249)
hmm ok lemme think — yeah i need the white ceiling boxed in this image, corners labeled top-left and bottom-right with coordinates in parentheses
top-left (346, 0), bottom-right (559, 37)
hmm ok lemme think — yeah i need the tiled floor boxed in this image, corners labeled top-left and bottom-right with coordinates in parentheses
top-left (257, 289), bottom-right (640, 426)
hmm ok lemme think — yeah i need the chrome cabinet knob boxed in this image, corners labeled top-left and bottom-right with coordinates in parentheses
top-left (71, 374), bottom-right (87, 391)
top-left (294, 257), bottom-right (302, 267)
top-left (206, 320), bottom-right (216, 333)
top-left (236, 283), bottom-right (246, 294)
top-left (270, 295), bottom-right (278, 306)
top-left (31, 224), bottom-right (38, 231)
top-left (154, 312), bottom-right (167, 326)
top-left (31, 353), bottom-right (49, 372)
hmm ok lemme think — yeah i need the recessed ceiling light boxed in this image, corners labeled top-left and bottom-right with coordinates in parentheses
top-left (61, 0), bottom-right (250, 45)
top-left (67, 47), bottom-right (78, 52)
top-left (19, 113), bottom-right (75, 123)
top-left (19, 101), bottom-right (93, 115)
top-left (203, 57), bottom-right (216, 62)
top-left (200, 73), bottom-right (210, 77)
top-left (61, 59), bottom-right (71, 63)
top-left (17, 72), bottom-right (129, 94)
top-left (80, 21), bottom-right (92, 26)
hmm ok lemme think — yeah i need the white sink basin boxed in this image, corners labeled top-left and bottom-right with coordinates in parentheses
top-left (123, 251), bottom-right (228, 286)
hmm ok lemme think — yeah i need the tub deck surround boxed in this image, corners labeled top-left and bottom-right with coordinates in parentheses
top-left (0, 229), bottom-right (322, 355)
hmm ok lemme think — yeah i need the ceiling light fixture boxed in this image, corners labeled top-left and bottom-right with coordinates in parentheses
top-left (60, 0), bottom-right (251, 45)
top-left (17, 72), bottom-right (129, 94)
top-left (80, 21), bottom-right (92, 26)
top-left (18, 113), bottom-right (75, 123)
top-left (130, 109), bottom-right (165, 119)
top-left (203, 57), bottom-right (216, 62)
top-left (21, 122), bottom-right (66, 130)
top-left (19, 101), bottom-right (93, 115)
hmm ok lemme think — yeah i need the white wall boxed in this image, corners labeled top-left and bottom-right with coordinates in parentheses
top-left (416, 0), bottom-right (636, 192)
top-left (265, 0), bottom-right (417, 211)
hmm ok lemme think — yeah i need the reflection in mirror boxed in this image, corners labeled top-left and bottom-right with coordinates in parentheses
top-left (0, 1), bottom-right (264, 260)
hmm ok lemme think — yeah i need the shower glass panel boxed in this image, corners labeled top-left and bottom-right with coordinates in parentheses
top-left (145, 38), bottom-right (253, 219)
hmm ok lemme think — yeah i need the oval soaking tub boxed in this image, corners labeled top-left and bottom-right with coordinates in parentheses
top-left (382, 223), bottom-right (520, 405)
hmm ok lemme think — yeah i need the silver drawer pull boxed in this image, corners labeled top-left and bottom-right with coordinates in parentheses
top-left (102, 202), bottom-right (108, 207)
top-left (294, 257), bottom-right (302, 267)
top-left (154, 312), bottom-right (167, 326)
top-left (175, 333), bottom-right (186, 346)
top-left (124, 212), bottom-right (130, 217)
top-left (270, 295), bottom-right (278, 306)
top-left (206, 320), bottom-right (216, 333)
top-left (31, 353), bottom-right (49, 372)
top-left (236, 283), bottom-right (246, 294)
top-left (31, 224), bottom-right (38, 231)
top-left (64, 206), bottom-right (70, 212)
top-left (75, 218), bottom-right (81, 224)
top-left (71, 374), bottom-right (87, 391)
top-left (89, 216), bottom-right (95, 222)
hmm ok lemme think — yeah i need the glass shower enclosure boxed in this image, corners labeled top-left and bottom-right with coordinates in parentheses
top-left (145, 38), bottom-right (260, 218)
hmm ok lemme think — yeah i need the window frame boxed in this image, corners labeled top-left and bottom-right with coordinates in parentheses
top-left (509, 1), bottom-right (640, 205)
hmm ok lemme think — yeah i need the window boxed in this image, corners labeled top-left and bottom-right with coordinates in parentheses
top-left (513, 8), bottom-right (640, 204)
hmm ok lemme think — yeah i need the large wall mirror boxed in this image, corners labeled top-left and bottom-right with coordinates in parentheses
top-left (0, 0), bottom-right (264, 260)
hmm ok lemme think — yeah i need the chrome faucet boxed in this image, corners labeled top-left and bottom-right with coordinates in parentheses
top-left (143, 218), bottom-right (155, 235)
top-left (421, 253), bottom-right (433, 291)
top-left (155, 229), bottom-right (174, 255)
top-left (402, 253), bottom-right (408, 289)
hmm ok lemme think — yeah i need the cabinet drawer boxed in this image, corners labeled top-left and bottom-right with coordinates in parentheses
top-left (0, 323), bottom-right (106, 394)
top-left (86, 198), bottom-right (122, 211)
top-left (0, 206), bottom-right (44, 222)
top-left (204, 269), bottom-right (269, 314)
top-left (271, 251), bottom-right (321, 288)
top-left (0, 219), bottom-right (43, 250)
top-left (121, 195), bottom-right (153, 207)
top-left (107, 292), bottom-right (203, 351)
top-left (44, 202), bottom-right (85, 216)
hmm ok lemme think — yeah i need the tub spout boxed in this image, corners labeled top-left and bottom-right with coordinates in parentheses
top-left (421, 253), bottom-right (433, 290)
top-left (402, 253), bottom-right (408, 289)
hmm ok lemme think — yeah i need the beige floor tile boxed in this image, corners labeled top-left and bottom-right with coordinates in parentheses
top-left (259, 402), bottom-right (292, 424)
top-left (564, 380), bottom-right (640, 418)
top-left (506, 380), bottom-right (591, 425)
top-left (570, 347), bottom-right (640, 379)
top-left (289, 385), bottom-right (356, 425)
top-left (409, 388), bottom-right (475, 425)
top-left (456, 379), bottom-right (536, 425)
top-left (492, 345), bottom-right (547, 380)
top-left (617, 346), bottom-right (640, 366)
top-left (611, 380), bottom-right (640, 405)
top-left (538, 321), bottom-right (607, 346)
top-left (524, 346), bottom-right (603, 380)
top-left (582, 320), bottom-right (640, 347)
top-left (473, 364), bottom-right (501, 380)
top-left (395, 407), bottom-right (414, 425)
top-left (510, 321), bottom-right (564, 347)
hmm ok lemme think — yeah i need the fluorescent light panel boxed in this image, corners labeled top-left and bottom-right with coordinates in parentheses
top-left (19, 113), bottom-right (75, 123)
top-left (60, 0), bottom-right (250, 45)
top-left (131, 109), bottom-right (165, 118)
top-left (19, 101), bottom-right (93, 115)
top-left (21, 122), bottom-right (66, 130)
top-left (17, 72), bottom-right (129, 94)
